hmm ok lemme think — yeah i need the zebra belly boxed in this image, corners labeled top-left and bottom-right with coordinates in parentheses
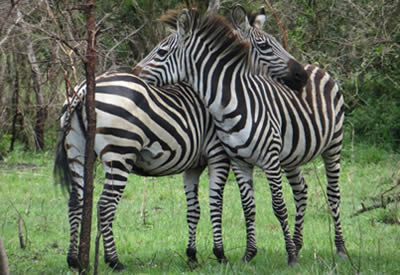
top-left (134, 142), bottom-right (200, 176)
top-left (279, 134), bottom-right (332, 168)
top-left (96, 135), bottom-right (203, 177)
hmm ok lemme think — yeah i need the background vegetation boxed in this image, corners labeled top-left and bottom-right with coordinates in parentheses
top-left (0, 0), bottom-right (399, 273)
top-left (1, 144), bottom-right (399, 274)
top-left (0, 0), bottom-right (399, 153)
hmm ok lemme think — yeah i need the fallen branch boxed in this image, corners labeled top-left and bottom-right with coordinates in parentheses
top-left (351, 180), bottom-right (400, 217)
top-left (351, 194), bottom-right (400, 217)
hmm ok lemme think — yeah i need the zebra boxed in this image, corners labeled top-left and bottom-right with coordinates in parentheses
top-left (133, 9), bottom-right (346, 265)
top-left (229, 5), bottom-right (347, 259)
top-left (229, 6), bottom-right (307, 92)
top-left (54, 72), bottom-right (232, 270)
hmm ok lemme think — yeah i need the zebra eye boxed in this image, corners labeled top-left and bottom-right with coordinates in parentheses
top-left (258, 43), bottom-right (272, 51)
top-left (157, 49), bottom-right (168, 56)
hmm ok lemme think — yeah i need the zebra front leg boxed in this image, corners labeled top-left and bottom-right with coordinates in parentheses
top-left (98, 175), bottom-right (127, 270)
top-left (284, 167), bottom-right (308, 256)
top-left (322, 151), bottom-right (346, 257)
top-left (231, 161), bottom-right (257, 262)
top-left (208, 160), bottom-right (230, 263)
top-left (264, 161), bottom-right (297, 266)
top-left (183, 167), bottom-right (204, 263)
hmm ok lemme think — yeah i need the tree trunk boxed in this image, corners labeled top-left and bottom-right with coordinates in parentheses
top-left (9, 43), bottom-right (20, 152)
top-left (27, 41), bottom-right (47, 150)
top-left (0, 238), bottom-right (10, 275)
top-left (0, 54), bottom-right (7, 109)
top-left (78, 0), bottom-right (97, 273)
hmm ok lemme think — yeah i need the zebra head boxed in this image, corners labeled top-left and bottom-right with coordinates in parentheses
top-left (133, 9), bottom-right (252, 88)
top-left (133, 30), bottom-right (183, 86)
top-left (231, 5), bottom-right (308, 91)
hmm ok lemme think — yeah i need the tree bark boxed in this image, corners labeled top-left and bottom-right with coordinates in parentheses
top-left (0, 238), bottom-right (10, 275)
top-left (9, 41), bottom-right (20, 152)
top-left (27, 41), bottom-right (47, 150)
top-left (78, 0), bottom-right (97, 273)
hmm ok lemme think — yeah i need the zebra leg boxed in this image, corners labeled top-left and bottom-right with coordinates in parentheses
top-left (263, 161), bottom-right (297, 266)
top-left (322, 149), bottom-right (346, 257)
top-left (183, 167), bottom-right (204, 263)
top-left (208, 160), bottom-right (230, 263)
top-left (98, 163), bottom-right (128, 271)
top-left (64, 122), bottom-right (86, 269)
top-left (284, 167), bottom-right (308, 255)
top-left (231, 161), bottom-right (257, 262)
top-left (66, 177), bottom-right (84, 269)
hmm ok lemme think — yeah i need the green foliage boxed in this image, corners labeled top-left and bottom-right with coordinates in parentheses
top-left (0, 134), bottom-right (11, 160)
top-left (344, 72), bottom-right (400, 150)
top-left (271, 0), bottom-right (400, 150)
top-left (1, 1), bottom-right (398, 151)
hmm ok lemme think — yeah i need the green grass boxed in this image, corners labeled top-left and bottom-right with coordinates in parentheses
top-left (1, 143), bottom-right (399, 274)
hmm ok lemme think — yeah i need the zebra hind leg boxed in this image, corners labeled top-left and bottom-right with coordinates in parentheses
top-left (284, 167), bottom-right (308, 256)
top-left (98, 167), bottom-right (128, 271)
top-left (231, 161), bottom-right (258, 263)
top-left (208, 160), bottom-right (230, 263)
top-left (66, 182), bottom-right (84, 269)
top-left (322, 150), bottom-right (346, 258)
top-left (61, 124), bottom-right (86, 270)
top-left (264, 160), bottom-right (297, 266)
top-left (183, 168), bottom-right (203, 263)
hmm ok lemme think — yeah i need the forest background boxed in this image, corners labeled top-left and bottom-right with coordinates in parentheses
top-left (0, 0), bottom-right (399, 156)
top-left (0, 0), bottom-right (399, 273)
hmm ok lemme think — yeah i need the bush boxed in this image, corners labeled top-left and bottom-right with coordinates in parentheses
top-left (0, 134), bottom-right (11, 160)
top-left (345, 72), bottom-right (400, 151)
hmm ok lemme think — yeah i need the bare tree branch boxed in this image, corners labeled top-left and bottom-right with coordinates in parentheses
top-left (264, 0), bottom-right (289, 50)
top-left (103, 24), bottom-right (145, 71)
top-left (207, 0), bottom-right (220, 15)
top-left (0, 8), bottom-right (23, 48)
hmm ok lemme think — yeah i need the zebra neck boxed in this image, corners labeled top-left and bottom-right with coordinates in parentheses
top-left (189, 48), bottom-right (248, 120)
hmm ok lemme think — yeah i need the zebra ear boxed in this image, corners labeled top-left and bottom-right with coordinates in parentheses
top-left (177, 9), bottom-right (192, 39)
top-left (253, 6), bottom-right (266, 29)
top-left (231, 5), bottom-right (251, 35)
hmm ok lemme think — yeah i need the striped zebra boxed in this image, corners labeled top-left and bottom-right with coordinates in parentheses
top-left (229, 5), bottom-right (347, 259)
top-left (54, 72), bottom-right (232, 270)
top-left (133, 9), bottom-right (346, 265)
top-left (230, 6), bottom-right (307, 92)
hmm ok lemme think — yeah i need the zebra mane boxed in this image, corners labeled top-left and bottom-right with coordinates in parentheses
top-left (158, 9), bottom-right (250, 59)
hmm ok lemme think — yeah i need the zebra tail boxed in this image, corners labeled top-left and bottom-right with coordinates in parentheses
top-left (53, 128), bottom-right (73, 196)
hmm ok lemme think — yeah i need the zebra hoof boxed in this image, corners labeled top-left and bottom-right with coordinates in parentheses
top-left (241, 248), bottom-right (257, 263)
top-left (213, 247), bottom-right (228, 263)
top-left (288, 253), bottom-right (298, 266)
top-left (106, 258), bottom-right (125, 271)
top-left (67, 255), bottom-right (80, 269)
top-left (337, 247), bottom-right (347, 258)
top-left (186, 247), bottom-right (198, 263)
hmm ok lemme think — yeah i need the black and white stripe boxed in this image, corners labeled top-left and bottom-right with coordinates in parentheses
top-left (54, 72), bottom-right (230, 270)
top-left (134, 9), bottom-right (345, 265)
top-left (232, 6), bottom-right (346, 258)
